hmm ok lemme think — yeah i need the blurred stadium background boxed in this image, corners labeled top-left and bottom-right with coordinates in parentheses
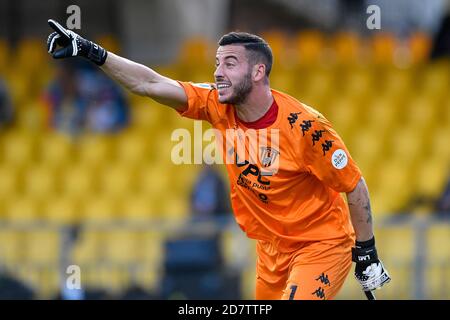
top-left (0, 0), bottom-right (449, 300)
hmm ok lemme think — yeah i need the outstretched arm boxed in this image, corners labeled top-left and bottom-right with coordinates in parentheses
top-left (100, 53), bottom-right (187, 111)
top-left (46, 19), bottom-right (187, 111)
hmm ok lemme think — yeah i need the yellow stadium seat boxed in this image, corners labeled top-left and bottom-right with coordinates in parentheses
top-left (178, 37), bottom-right (212, 66)
top-left (425, 224), bottom-right (450, 299)
top-left (34, 267), bottom-right (60, 299)
top-left (38, 132), bottom-right (75, 168)
top-left (388, 126), bottom-right (424, 163)
top-left (270, 72), bottom-right (296, 96)
top-left (77, 135), bottom-right (114, 169)
top-left (421, 61), bottom-right (450, 98)
top-left (24, 230), bottom-right (60, 265)
top-left (115, 130), bottom-right (149, 166)
top-left (4, 196), bottom-right (42, 222)
top-left (23, 165), bottom-right (59, 199)
top-left (364, 97), bottom-right (397, 133)
top-left (403, 95), bottom-right (437, 128)
top-left (371, 33), bottom-right (397, 65)
top-left (81, 197), bottom-right (119, 222)
top-left (133, 263), bottom-right (161, 292)
top-left (414, 158), bottom-right (449, 199)
top-left (130, 102), bottom-right (163, 130)
top-left (72, 228), bottom-right (104, 264)
top-left (1, 132), bottom-right (36, 167)
top-left (15, 102), bottom-right (48, 132)
top-left (4, 72), bottom-right (31, 106)
top-left (371, 161), bottom-right (413, 215)
top-left (341, 67), bottom-right (374, 100)
top-left (42, 197), bottom-right (81, 225)
top-left (409, 32), bottom-right (432, 64)
top-left (0, 166), bottom-right (22, 202)
top-left (382, 68), bottom-right (412, 98)
top-left (325, 97), bottom-right (359, 138)
top-left (160, 195), bottom-right (188, 221)
top-left (92, 267), bottom-right (131, 294)
top-left (0, 230), bottom-right (27, 267)
top-left (304, 70), bottom-right (335, 98)
top-left (260, 30), bottom-right (288, 67)
top-left (442, 99), bottom-right (450, 125)
top-left (137, 231), bottom-right (165, 265)
top-left (169, 164), bottom-right (200, 194)
top-left (427, 224), bottom-right (450, 261)
top-left (428, 127), bottom-right (450, 162)
top-left (138, 165), bottom-right (171, 196)
top-left (102, 230), bottom-right (140, 263)
top-left (119, 195), bottom-right (156, 221)
top-left (332, 32), bottom-right (362, 65)
top-left (133, 231), bottom-right (165, 291)
top-left (98, 164), bottom-right (137, 198)
top-left (294, 30), bottom-right (326, 66)
top-left (372, 226), bottom-right (415, 299)
top-left (61, 164), bottom-right (99, 199)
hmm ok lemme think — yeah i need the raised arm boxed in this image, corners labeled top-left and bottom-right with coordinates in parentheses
top-left (100, 53), bottom-right (187, 110)
top-left (46, 19), bottom-right (187, 111)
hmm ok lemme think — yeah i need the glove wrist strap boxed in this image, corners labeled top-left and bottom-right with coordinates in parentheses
top-left (355, 237), bottom-right (375, 248)
top-left (86, 41), bottom-right (108, 66)
top-left (352, 236), bottom-right (378, 264)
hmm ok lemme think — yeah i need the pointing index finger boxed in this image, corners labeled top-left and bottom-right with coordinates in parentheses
top-left (48, 19), bottom-right (70, 40)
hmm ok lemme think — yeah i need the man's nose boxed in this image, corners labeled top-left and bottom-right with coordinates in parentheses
top-left (214, 65), bottom-right (223, 79)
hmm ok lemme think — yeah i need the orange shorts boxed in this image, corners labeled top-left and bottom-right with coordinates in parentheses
top-left (255, 237), bottom-right (353, 300)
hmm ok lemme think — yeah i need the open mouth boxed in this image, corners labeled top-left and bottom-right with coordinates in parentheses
top-left (216, 83), bottom-right (231, 90)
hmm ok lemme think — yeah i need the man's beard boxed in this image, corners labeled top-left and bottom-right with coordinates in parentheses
top-left (225, 72), bottom-right (253, 105)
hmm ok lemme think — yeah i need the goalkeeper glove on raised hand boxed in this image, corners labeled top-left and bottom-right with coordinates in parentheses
top-left (46, 19), bottom-right (107, 66)
top-left (352, 237), bottom-right (391, 292)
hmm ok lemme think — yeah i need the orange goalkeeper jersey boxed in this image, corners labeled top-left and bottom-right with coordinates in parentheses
top-left (177, 82), bottom-right (361, 252)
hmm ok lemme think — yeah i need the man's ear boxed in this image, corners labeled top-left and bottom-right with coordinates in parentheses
top-left (253, 64), bottom-right (266, 82)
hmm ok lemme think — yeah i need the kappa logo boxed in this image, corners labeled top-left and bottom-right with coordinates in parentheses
top-left (311, 287), bottom-right (326, 299)
top-left (287, 112), bottom-right (302, 129)
top-left (321, 140), bottom-right (334, 156)
top-left (315, 273), bottom-right (330, 286)
top-left (311, 129), bottom-right (326, 146)
top-left (300, 120), bottom-right (314, 136)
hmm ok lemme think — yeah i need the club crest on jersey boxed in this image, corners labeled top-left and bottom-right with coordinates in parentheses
top-left (260, 147), bottom-right (280, 168)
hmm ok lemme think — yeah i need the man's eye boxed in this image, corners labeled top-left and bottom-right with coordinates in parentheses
top-left (226, 63), bottom-right (234, 67)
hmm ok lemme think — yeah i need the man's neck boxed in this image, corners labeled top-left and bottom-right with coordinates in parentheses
top-left (235, 86), bottom-right (273, 123)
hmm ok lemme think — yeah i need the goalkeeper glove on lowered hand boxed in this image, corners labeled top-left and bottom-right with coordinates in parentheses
top-left (46, 19), bottom-right (107, 66)
top-left (352, 237), bottom-right (391, 292)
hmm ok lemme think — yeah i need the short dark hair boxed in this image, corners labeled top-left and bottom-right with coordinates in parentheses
top-left (218, 32), bottom-right (273, 77)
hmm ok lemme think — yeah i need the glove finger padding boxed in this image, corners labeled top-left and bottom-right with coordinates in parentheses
top-left (355, 261), bottom-right (391, 291)
top-left (48, 19), bottom-right (71, 40)
top-left (53, 46), bottom-right (75, 59)
top-left (47, 32), bottom-right (60, 53)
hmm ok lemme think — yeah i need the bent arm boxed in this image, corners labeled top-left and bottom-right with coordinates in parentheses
top-left (100, 52), bottom-right (187, 111)
top-left (346, 177), bottom-right (374, 242)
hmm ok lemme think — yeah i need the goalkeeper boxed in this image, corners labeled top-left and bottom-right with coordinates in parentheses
top-left (47, 19), bottom-right (390, 300)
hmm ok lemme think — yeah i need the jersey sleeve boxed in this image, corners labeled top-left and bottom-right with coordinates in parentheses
top-left (299, 114), bottom-right (361, 193)
top-left (176, 81), bottom-right (222, 124)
